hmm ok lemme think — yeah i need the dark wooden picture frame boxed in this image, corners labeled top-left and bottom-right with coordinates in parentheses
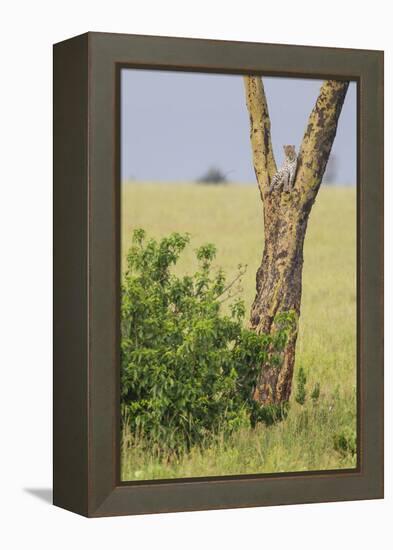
top-left (53, 32), bottom-right (383, 517)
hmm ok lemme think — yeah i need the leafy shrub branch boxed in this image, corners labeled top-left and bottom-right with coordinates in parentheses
top-left (121, 229), bottom-right (295, 454)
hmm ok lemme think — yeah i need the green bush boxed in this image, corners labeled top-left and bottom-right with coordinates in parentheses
top-left (121, 229), bottom-right (294, 454)
top-left (311, 382), bottom-right (320, 403)
top-left (295, 366), bottom-right (307, 405)
top-left (333, 428), bottom-right (356, 457)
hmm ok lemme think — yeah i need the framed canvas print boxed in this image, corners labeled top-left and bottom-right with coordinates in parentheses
top-left (53, 32), bottom-right (383, 517)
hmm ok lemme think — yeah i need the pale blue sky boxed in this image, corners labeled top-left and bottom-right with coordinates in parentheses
top-left (121, 69), bottom-right (356, 185)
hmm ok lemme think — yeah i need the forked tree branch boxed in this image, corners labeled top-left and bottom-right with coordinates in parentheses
top-left (243, 76), bottom-right (350, 406)
top-left (295, 80), bottom-right (349, 203)
top-left (243, 76), bottom-right (277, 199)
top-left (244, 77), bottom-right (349, 206)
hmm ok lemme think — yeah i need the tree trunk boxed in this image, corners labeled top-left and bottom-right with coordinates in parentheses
top-left (244, 76), bottom-right (349, 406)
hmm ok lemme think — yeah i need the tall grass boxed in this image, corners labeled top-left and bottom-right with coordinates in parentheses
top-left (121, 182), bottom-right (357, 480)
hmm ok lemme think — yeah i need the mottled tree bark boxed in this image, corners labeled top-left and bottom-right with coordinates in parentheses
top-left (244, 76), bottom-right (349, 405)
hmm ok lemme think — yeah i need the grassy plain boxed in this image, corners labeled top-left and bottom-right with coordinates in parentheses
top-left (121, 182), bottom-right (357, 480)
